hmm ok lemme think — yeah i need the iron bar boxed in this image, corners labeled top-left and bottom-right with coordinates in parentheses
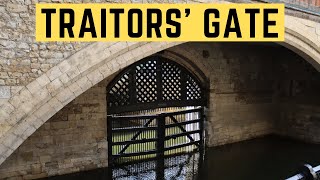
top-left (156, 114), bottom-right (165, 180)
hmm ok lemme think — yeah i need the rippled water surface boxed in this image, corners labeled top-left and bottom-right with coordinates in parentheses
top-left (45, 135), bottom-right (320, 180)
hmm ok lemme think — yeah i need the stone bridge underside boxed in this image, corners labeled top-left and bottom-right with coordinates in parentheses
top-left (0, 11), bottom-right (320, 168)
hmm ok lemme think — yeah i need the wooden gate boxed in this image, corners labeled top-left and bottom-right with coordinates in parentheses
top-left (107, 107), bottom-right (205, 166)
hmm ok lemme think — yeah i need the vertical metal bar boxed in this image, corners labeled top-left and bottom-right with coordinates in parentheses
top-left (156, 114), bottom-right (165, 180)
top-left (107, 116), bottom-right (113, 165)
top-left (198, 107), bottom-right (205, 179)
top-left (199, 107), bottom-right (205, 152)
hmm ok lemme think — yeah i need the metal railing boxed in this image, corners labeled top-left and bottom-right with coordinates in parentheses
top-left (286, 164), bottom-right (320, 180)
top-left (260, 0), bottom-right (320, 16)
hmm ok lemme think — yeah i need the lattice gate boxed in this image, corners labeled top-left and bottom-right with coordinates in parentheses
top-left (106, 56), bottom-right (206, 179)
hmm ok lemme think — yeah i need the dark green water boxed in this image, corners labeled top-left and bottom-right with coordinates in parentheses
top-left (199, 135), bottom-right (320, 180)
top-left (44, 135), bottom-right (320, 180)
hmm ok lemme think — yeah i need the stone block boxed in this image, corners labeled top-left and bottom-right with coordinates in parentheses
top-left (58, 61), bottom-right (71, 73)
top-left (66, 67), bottom-right (81, 80)
top-left (76, 76), bottom-right (92, 92)
top-left (46, 66), bottom-right (62, 81)
top-left (55, 87), bottom-right (75, 106)
top-left (0, 86), bottom-right (10, 99)
top-left (87, 69), bottom-right (103, 85)
top-left (6, 4), bottom-right (28, 13)
top-left (68, 83), bottom-right (82, 97)
top-left (46, 79), bottom-right (63, 96)
top-left (59, 74), bottom-right (70, 84)
top-left (0, 40), bottom-right (16, 48)
top-left (26, 80), bottom-right (41, 95)
top-left (36, 75), bottom-right (51, 87)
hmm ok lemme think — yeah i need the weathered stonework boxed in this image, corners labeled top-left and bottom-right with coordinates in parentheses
top-left (274, 54), bottom-right (320, 143)
top-left (0, 0), bottom-right (218, 89)
top-left (0, 86), bottom-right (10, 99)
top-left (0, 14), bottom-right (318, 176)
top-left (0, 80), bottom-right (110, 179)
top-left (1, 41), bottom-right (320, 179)
top-left (0, 0), bottom-right (319, 179)
top-left (171, 43), bottom-right (282, 146)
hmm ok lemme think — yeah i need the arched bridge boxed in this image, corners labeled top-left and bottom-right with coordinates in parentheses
top-left (0, 0), bottom-right (319, 167)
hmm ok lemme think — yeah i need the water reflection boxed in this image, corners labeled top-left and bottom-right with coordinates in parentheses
top-left (112, 152), bottom-right (201, 180)
top-left (44, 135), bottom-right (320, 180)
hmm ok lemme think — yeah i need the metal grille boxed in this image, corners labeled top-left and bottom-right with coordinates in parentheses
top-left (187, 75), bottom-right (202, 100)
top-left (107, 57), bottom-right (206, 179)
top-left (108, 72), bottom-right (131, 107)
top-left (136, 59), bottom-right (158, 103)
top-left (161, 61), bottom-right (182, 101)
top-left (107, 56), bottom-right (205, 114)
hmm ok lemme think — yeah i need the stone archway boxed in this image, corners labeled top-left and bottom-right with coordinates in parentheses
top-left (0, 15), bottom-right (320, 166)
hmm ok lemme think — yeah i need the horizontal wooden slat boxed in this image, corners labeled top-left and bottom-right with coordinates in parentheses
top-left (112, 138), bottom-right (158, 145)
top-left (165, 141), bottom-right (200, 151)
top-left (165, 130), bottom-right (201, 140)
top-left (165, 119), bottom-right (200, 128)
top-left (108, 115), bottom-right (158, 120)
top-left (112, 126), bottom-right (157, 133)
top-left (113, 150), bottom-right (157, 158)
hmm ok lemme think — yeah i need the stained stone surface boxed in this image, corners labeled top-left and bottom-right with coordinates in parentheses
top-left (0, 86), bottom-right (10, 99)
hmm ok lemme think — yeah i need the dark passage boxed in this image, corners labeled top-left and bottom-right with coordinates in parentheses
top-left (43, 135), bottom-right (320, 180)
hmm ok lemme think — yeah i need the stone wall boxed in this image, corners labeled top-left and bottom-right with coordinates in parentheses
top-left (0, 41), bottom-right (320, 179)
top-left (176, 43), bottom-right (278, 146)
top-left (0, 0), bottom-right (319, 179)
top-left (0, 78), bottom-right (111, 179)
top-left (0, 0), bottom-right (205, 100)
top-left (274, 53), bottom-right (320, 142)
top-left (0, 0), bottom-right (92, 86)
top-left (0, 42), bottom-right (301, 179)
top-left (1, 0), bottom-right (320, 100)
top-left (0, 0), bottom-right (92, 108)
